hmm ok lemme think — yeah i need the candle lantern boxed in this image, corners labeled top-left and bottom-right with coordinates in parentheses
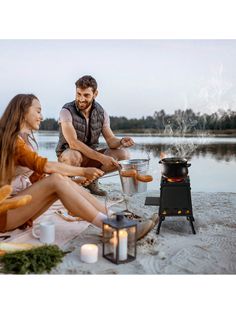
top-left (102, 213), bottom-right (137, 264)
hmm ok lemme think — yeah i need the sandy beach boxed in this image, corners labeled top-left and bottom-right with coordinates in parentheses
top-left (48, 182), bottom-right (236, 274)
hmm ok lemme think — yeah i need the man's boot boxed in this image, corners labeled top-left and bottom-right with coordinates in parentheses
top-left (136, 213), bottom-right (159, 240)
top-left (86, 180), bottom-right (107, 196)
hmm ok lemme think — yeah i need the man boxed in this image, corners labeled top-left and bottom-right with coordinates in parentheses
top-left (56, 75), bottom-right (135, 196)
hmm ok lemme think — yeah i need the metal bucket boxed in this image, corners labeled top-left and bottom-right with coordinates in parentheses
top-left (119, 159), bottom-right (149, 196)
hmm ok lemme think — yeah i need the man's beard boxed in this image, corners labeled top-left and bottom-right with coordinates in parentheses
top-left (76, 99), bottom-right (93, 111)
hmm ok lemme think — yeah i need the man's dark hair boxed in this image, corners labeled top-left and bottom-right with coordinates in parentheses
top-left (75, 75), bottom-right (98, 93)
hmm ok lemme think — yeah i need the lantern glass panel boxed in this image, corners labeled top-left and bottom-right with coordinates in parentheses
top-left (103, 224), bottom-right (116, 261)
top-left (127, 226), bottom-right (136, 258)
top-left (103, 215), bottom-right (137, 264)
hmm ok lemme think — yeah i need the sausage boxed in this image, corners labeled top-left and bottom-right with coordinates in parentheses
top-left (120, 169), bottom-right (137, 178)
top-left (136, 174), bottom-right (153, 182)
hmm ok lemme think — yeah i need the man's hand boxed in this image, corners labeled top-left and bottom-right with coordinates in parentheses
top-left (120, 137), bottom-right (135, 147)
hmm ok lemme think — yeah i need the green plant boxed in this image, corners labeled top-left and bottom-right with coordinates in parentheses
top-left (0, 244), bottom-right (68, 274)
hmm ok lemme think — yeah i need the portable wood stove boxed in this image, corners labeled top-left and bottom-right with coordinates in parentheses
top-left (145, 176), bottom-right (196, 234)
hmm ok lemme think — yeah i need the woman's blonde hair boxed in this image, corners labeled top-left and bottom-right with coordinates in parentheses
top-left (0, 94), bottom-right (38, 187)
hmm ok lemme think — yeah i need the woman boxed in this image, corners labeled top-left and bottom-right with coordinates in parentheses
top-left (0, 94), bottom-right (157, 238)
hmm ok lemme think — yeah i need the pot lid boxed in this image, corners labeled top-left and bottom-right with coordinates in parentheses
top-left (160, 157), bottom-right (188, 163)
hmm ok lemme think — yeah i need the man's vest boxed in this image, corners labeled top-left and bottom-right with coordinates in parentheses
top-left (56, 100), bottom-right (105, 156)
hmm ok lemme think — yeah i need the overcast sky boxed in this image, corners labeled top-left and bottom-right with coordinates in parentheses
top-left (1, 40), bottom-right (236, 119)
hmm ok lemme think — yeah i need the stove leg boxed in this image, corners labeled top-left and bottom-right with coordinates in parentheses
top-left (187, 216), bottom-right (196, 234)
top-left (156, 216), bottom-right (165, 234)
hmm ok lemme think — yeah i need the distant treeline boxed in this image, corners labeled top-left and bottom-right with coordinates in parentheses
top-left (39, 109), bottom-right (236, 133)
top-left (40, 118), bottom-right (59, 131)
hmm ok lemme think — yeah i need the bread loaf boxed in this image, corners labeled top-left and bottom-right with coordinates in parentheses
top-left (0, 242), bottom-right (40, 253)
top-left (0, 249), bottom-right (6, 256)
top-left (0, 195), bottom-right (32, 214)
top-left (0, 185), bottom-right (12, 204)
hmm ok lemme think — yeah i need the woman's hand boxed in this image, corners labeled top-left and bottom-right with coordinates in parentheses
top-left (72, 167), bottom-right (104, 186)
top-left (72, 176), bottom-right (95, 187)
top-left (100, 155), bottom-right (120, 170)
top-left (71, 176), bottom-right (88, 185)
top-left (81, 167), bottom-right (104, 181)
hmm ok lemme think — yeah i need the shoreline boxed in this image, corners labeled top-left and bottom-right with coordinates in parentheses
top-left (38, 130), bottom-right (236, 137)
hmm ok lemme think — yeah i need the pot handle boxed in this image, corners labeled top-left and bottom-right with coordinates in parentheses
top-left (187, 163), bottom-right (191, 167)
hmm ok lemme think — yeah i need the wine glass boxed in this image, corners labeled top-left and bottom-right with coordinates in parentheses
top-left (104, 189), bottom-right (126, 219)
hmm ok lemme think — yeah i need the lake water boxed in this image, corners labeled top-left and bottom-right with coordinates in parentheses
top-left (35, 132), bottom-right (236, 193)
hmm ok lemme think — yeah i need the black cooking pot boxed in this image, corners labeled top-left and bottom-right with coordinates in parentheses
top-left (159, 157), bottom-right (191, 179)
